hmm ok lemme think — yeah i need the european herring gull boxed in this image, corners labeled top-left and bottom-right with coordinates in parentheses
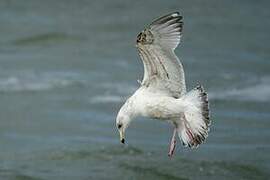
top-left (116, 12), bottom-right (211, 157)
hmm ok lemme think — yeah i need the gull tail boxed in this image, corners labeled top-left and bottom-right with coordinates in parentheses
top-left (178, 85), bottom-right (210, 148)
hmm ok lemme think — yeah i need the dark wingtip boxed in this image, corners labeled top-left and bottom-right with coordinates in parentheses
top-left (150, 11), bottom-right (183, 26)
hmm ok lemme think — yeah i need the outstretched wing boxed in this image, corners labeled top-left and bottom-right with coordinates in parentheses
top-left (136, 12), bottom-right (186, 98)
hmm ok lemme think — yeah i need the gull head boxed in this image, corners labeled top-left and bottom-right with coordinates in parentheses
top-left (116, 101), bottom-right (134, 144)
top-left (116, 112), bottom-right (132, 144)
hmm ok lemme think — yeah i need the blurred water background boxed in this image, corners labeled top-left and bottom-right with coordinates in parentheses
top-left (0, 0), bottom-right (270, 179)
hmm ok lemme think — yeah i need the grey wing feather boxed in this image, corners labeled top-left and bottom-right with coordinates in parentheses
top-left (136, 12), bottom-right (186, 98)
top-left (149, 12), bottom-right (183, 50)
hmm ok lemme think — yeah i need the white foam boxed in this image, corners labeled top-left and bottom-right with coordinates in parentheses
top-left (97, 82), bottom-right (137, 94)
top-left (89, 95), bottom-right (124, 104)
top-left (90, 82), bottom-right (137, 104)
top-left (89, 82), bottom-right (136, 104)
top-left (209, 77), bottom-right (270, 102)
top-left (0, 71), bottom-right (83, 92)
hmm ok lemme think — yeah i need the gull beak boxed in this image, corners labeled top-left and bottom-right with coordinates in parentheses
top-left (119, 130), bottom-right (125, 144)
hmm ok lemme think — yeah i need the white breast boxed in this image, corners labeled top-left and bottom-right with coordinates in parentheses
top-left (131, 87), bottom-right (184, 119)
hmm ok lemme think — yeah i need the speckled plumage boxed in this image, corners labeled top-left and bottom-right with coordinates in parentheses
top-left (116, 12), bottom-right (211, 153)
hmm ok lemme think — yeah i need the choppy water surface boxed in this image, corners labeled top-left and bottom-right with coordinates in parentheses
top-left (0, 0), bottom-right (270, 179)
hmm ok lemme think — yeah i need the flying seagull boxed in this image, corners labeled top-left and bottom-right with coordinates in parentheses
top-left (116, 12), bottom-right (210, 157)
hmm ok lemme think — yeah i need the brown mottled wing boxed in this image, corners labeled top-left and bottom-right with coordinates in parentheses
top-left (136, 12), bottom-right (186, 98)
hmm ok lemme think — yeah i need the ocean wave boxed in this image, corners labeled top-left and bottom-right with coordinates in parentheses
top-left (209, 77), bottom-right (270, 102)
top-left (47, 145), bottom-right (143, 161)
top-left (97, 82), bottom-right (137, 94)
top-left (92, 78), bottom-right (270, 104)
top-left (89, 95), bottom-right (124, 104)
top-left (90, 82), bottom-right (136, 104)
top-left (13, 32), bottom-right (83, 46)
top-left (0, 71), bottom-right (84, 92)
top-left (91, 76), bottom-right (270, 103)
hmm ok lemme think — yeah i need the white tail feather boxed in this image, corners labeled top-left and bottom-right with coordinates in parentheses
top-left (178, 85), bottom-right (210, 148)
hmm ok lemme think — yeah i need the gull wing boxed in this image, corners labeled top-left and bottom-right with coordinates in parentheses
top-left (136, 12), bottom-right (186, 98)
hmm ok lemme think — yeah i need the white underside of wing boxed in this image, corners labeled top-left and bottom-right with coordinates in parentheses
top-left (136, 12), bottom-right (186, 98)
top-left (137, 44), bottom-right (186, 97)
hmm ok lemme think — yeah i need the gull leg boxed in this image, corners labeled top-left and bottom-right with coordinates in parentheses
top-left (168, 128), bottom-right (177, 158)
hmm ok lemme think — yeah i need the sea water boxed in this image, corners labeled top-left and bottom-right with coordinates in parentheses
top-left (0, 0), bottom-right (269, 179)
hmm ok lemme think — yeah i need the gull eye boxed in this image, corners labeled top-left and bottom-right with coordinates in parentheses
top-left (117, 124), bottom-right (122, 129)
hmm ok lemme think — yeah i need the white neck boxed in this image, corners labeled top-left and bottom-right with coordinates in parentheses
top-left (120, 97), bottom-right (137, 119)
